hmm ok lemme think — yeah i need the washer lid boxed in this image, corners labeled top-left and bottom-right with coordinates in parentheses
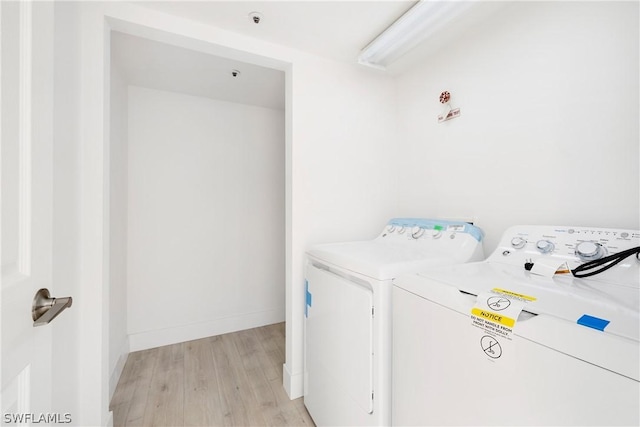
top-left (412, 262), bottom-right (639, 342)
top-left (307, 241), bottom-right (456, 281)
top-left (394, 264), bottom-right (640, 381)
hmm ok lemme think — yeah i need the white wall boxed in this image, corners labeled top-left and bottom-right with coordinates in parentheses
top-left (293, 57), bottom-right (400, 246)
top-left (72, 4), bottom-right (400, 414)
top-left (108, 44), bottom-right (129, 398)
top-left (395, 1), bottom-right (640, 252)
top-left (126, 86), bottom-right (286, 350)
top-left (285, 57), bottom-right (399, 396)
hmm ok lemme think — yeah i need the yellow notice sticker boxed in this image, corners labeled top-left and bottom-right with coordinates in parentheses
top-left (470, 289), bottom-right (531, 363)
top-left (470, 308), bottom-right (516, 327)
top-left (492, 288), bottom-right (537, 302)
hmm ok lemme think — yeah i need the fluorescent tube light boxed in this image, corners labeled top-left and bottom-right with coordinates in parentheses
top-left (358, 0), bottom-right (475, 70)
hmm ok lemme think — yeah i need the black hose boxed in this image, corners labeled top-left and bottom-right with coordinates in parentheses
top-left (571, 246), bottom-right (640, 278)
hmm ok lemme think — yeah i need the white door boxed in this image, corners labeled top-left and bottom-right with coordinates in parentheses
top-left (1, 0), bottom-right (57, 423)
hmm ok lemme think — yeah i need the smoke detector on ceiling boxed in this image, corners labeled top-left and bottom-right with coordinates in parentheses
top-left (248, 12), bottom-right (263, 24)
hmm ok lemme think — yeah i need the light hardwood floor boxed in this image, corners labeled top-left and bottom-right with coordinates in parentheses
top-left (110, 323), bottom-right (315, 427)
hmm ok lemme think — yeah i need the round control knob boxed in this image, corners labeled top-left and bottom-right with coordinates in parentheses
top-left (575, 241), bottom-right (607, 261)
top-left (432, 229), bottom-right (442, 239)
top-left (397, 226), bottom-right (406, 234)
top-left (411, 226), bottom-right (425, 239)
top-left (510, 237), bottom-right (526, 249)
top-left (536, 240), bottom-right (555, 254)
top-left (386, 225), bottom-right (396, 233)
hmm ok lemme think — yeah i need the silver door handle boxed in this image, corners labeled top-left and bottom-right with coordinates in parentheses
top-left (32, 288), bottom-right (73, 326)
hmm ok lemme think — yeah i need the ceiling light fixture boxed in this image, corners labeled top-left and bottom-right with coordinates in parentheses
top-left (358, 0), bottom-right (475, 70)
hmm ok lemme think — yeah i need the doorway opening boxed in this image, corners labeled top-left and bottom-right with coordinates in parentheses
top-left (108, 30), bottom-right (287, 399)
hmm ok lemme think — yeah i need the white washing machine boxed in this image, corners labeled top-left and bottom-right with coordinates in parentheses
top-left (393, 225), bottom-right (639, 426)
top-left (304, 218), bottom-right (485, 426)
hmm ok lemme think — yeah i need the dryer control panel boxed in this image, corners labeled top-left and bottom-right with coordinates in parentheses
top-left (491, 225), bottom-right (640, 286)
top-left (379, 218), bottom-right (483, 242)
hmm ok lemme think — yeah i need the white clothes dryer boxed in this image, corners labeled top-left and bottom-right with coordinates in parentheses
top-left (393, 225), bottom-right (639, 426)
top-left (304, 218), bottom-right (485, 426)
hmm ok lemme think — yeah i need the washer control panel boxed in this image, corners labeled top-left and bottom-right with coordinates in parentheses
top-left (491, 225), bottom-right (640, 285)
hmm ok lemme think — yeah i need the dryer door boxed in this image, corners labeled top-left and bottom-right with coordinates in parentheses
top-left (305, 263), bottom-right (374, 423)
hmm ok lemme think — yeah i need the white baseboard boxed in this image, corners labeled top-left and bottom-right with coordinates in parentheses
top-left (104, 410), bottom-right (113, 427)
top-left (283, 362), bottom-right (304, 399)
top-left (109, 339), bottom-right (130, 401)
top-left (128, 308), bottom-right (285, 352)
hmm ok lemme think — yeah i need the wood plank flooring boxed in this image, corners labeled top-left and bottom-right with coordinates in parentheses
top-left (110, 323), bottom-right (315, 427)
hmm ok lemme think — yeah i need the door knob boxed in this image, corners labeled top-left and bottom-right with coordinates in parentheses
top-left (32, 288), bottom-right (73, 326)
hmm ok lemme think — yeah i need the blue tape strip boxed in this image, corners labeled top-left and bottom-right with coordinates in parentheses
top-left (577, 314), bottom-right (610, 331)
top-left (305, 280), bottom-right (312, 318)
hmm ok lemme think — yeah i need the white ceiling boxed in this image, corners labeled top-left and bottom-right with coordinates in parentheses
top-left (111, 31), bottom-right (286, 110)
top-left (113, 1), bottom-right (415, 109)
top-left (134, 1), bottom-right (417, 64)
top-left (114, 1), bottom-right (507, 108)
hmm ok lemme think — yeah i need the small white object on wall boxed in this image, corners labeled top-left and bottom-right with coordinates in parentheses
top-left (437, 90), bottom-right (461, 123)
